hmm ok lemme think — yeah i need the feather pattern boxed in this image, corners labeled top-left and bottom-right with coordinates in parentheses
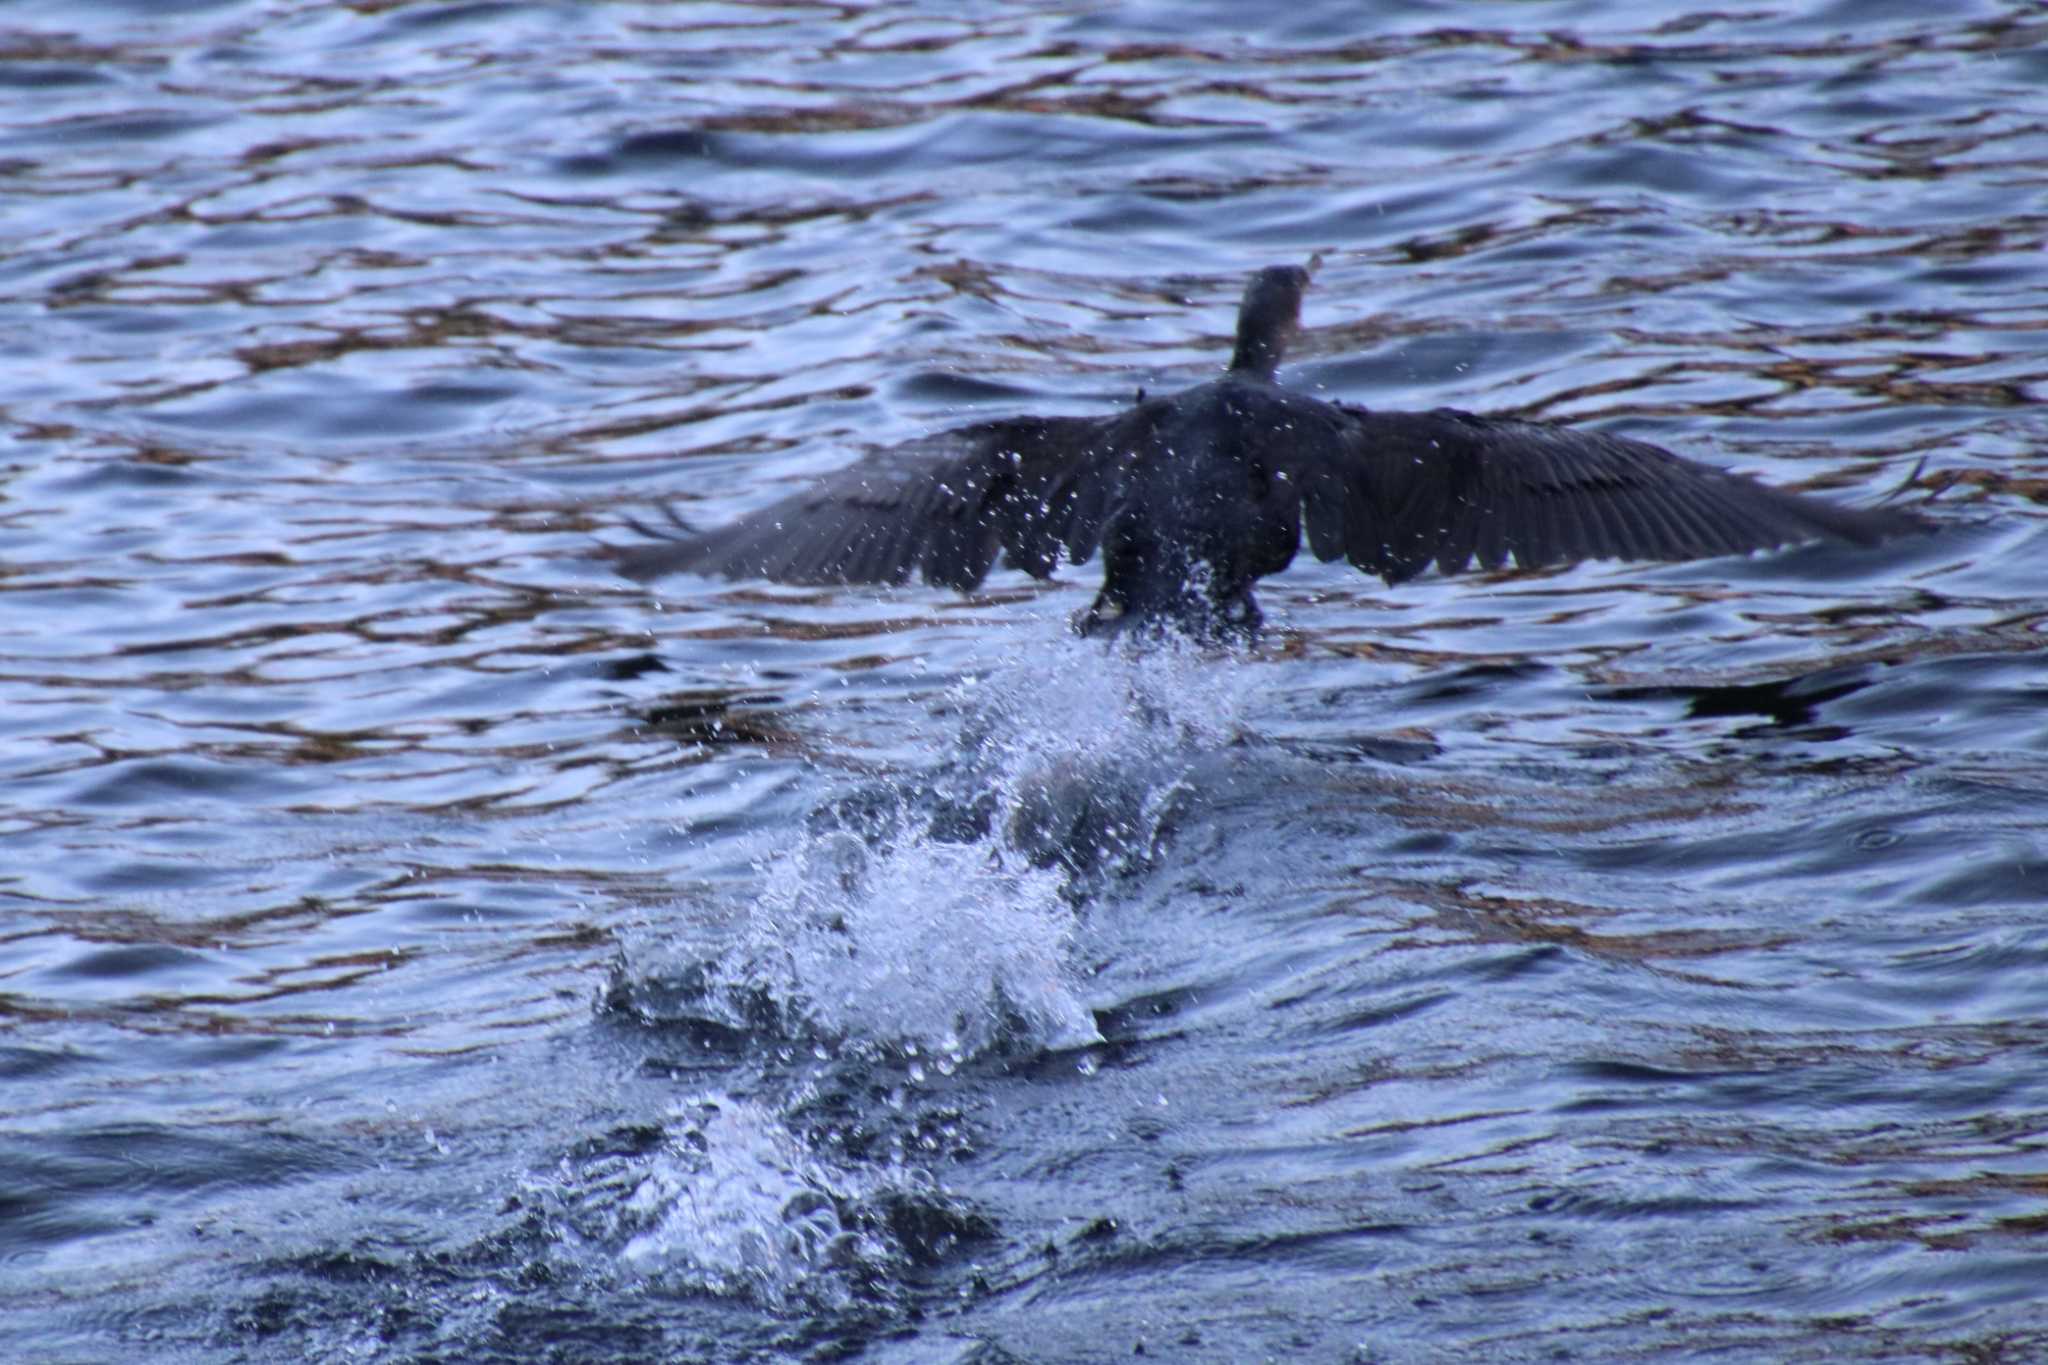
top-left (611, 265), bottom-right (1927, 640)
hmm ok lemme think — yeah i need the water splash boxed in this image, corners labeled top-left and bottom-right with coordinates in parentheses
top-left (954, 629), bottom-right (1261, 884)
top-left (600, 627), bottom-right (1265, 1300)
top-left (968, 627), bottom-right (1260, 759)
top-left (608, 1092), bottom-right (882, 1309)
top-left (632, 629), bottom-right (1263, 1064)
top-left (732, 823), bottom-right (1099, 1059)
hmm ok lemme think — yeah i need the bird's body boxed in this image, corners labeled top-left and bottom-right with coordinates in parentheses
top-left (1077, 377), bottom-right (1327, 638)
top-left (613, 266), bottom-right (1924, 641)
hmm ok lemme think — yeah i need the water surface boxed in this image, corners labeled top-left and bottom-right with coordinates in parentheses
top-left (3, 1), bottom-right (2047, 1360)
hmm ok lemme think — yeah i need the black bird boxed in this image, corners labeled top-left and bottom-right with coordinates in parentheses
top-left (612, 265), bottom-right (1924, 642)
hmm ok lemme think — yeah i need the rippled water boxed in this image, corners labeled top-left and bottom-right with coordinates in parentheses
top-left (4, 1), bottom-right (2047, 1360)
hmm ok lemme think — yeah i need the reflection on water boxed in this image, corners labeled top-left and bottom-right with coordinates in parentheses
top-left (2, 0), bottom-right (2047, 1359)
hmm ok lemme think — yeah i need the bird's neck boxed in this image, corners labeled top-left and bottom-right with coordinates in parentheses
top-left (1228, 337), bottom-right (1281, 380)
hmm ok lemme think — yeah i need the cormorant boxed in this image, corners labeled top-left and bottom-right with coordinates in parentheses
top-left (612, 265), bottom-right (1925, 642)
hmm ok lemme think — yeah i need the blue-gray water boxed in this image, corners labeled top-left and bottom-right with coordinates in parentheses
top-left (3, 2), bottom-right (2047, 1361)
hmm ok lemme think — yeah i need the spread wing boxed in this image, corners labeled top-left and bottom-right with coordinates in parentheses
top-left (609, 415), bottom-right (1126, 591)
top-left (1289, 405), bottom-right (1926, 586)
top-left (612, 396), bottom-right (1923, 598)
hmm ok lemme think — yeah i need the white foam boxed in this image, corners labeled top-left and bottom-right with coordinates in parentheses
top-left (732, 825), bottom-right (1099, 1060)
top-left (615, 1091), bottom-right (880, 1309)
top-left (702, 628), bottom-right (1261, 1064)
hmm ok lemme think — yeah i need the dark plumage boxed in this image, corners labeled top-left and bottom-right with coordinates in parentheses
top-left (612, 265), bottom-right (1926, 641)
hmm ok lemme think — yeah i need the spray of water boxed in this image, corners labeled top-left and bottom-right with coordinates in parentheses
top-left (604, 617), bottom-right (1264, 1303)
top-left (612, 1092), bottom-right (882, 1310)
top-left (722, 628), bottom-right (1259, 1060)
top-left (732, 824), bottom-right (1098, 1060)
